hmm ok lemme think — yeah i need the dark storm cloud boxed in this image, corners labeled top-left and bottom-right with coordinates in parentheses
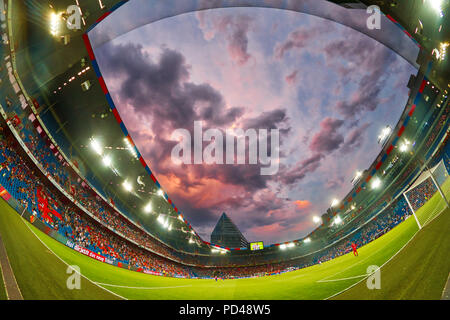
top-left (324, 33), bottom-right (399, 118)
top-left (309, 117), bottom-right (344, 154)
top-left (340, 122), bottom-right (371, 154)
top-left (97, 41), bottom-right (291, 200)
top-left (98, 43), bottom-right (245, 132)
top-left (197, 13), bottom-right (253, 65)
top-left (226, 14), bottom-right (253, 65)
top-left (280, 153), bottom-right (324, 185)
top-left (243, 109), bottom-right (289, 131)
top-left (280, 117), bottom-right (344, 185)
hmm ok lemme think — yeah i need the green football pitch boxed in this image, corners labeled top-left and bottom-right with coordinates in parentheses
top-left (0, 178), bottom-right (449, 300)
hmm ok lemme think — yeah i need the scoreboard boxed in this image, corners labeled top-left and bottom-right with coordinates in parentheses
top-left (250, 242), bottom-right (264, 251)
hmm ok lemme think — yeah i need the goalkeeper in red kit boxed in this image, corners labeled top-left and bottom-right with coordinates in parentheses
top-left (351, 242), bottom-right (358, 256)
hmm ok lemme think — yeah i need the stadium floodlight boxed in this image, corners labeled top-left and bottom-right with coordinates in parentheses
top-left (434, 42), bottom-right (449, 61)
top-left (287, 242), bottom-right (295, 248)
top-left (189, 238), bottom-right (194, 244)
top-left (334, 216), bottom-right (342, 225)
top-left (371, 177), bottom-right (382, 189)
top-left (313, 216), bottom-right (321, 224)
top-left (90, 139), bottom-right (102, 155)
top-left (304, 237), bottom-right (311, 243)
top-left (211, 248), bottom-right (228, 254)
top-left (157, 189), bottom-right (164, 197)
top-left (427, 0), bottom-right (444, 17)
top-left (351, 171), bottom-right (363, 185)
top-left (377, 126), bottom-right (391, 145)
top-left (124, 138), bottom-right (138, 159)
top-left (144, 202), bottom-right (152, 214)
top-left (49, 12), bottom-right (60, 36)
top-left (102, 155), bottom-right (112, 167)
top-left (331, 199), bottom-right (339, 207)
top-left (350, 204), bottom-right (356, 210)
top-left (168, 224), bottom-right (172, 231)
top-left (122, 180), bottom-right (133, 192)
top-left (399, 140), bottom-right (411, 153)
top-left (178, 215), bottom-right (184, 221)
top-left (279, 244), bottom-right (287, 250)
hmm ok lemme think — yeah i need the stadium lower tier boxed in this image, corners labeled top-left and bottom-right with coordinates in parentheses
top-left (1, 122), bottom-right (448, 279)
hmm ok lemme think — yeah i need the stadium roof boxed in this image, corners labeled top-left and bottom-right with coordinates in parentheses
top-left (7, 0), bottom-right (449, 255)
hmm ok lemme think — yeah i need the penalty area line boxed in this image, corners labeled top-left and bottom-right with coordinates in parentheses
top-left (324, 205), bottom-right (448, 300)
top-left (317, 274), bottom-right (367, 283)
top-left (317, 245), bottom-right (384, 283)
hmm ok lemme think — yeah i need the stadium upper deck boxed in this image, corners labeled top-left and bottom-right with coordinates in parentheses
top-left (1, 0), bottom-right (449, 268)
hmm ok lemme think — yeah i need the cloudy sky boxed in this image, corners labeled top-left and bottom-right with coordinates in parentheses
top-left (94, 5), bottom-right (417, 244)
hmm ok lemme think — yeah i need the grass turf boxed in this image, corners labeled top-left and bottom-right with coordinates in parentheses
top-left (0, 178), bottom-right (448, 300)
top-left (0, 263), bottom-right (6, 300)
top-left (0, 201), bottom-right (119, 300)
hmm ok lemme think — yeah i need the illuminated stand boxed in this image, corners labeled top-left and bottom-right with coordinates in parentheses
top-left (403, 159), bottom-right (449, 229)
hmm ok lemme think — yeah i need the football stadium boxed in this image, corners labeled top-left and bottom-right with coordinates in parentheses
top-left (0, 0), bottom-right (449, 305)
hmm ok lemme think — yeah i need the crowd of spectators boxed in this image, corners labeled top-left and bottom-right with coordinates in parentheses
top-left (405, 178), bottom-right (438, 212)
top-left (0, 131), bottom-right (194, 278)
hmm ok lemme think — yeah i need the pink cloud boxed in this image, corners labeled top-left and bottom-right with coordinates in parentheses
top-left (285, 70), bottom-right (298, 85)
top-left (294, 200), bottom-right (311, 210)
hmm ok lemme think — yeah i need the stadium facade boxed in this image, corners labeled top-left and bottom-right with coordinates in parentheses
top-left (211, 213), bottom-right (249, 249)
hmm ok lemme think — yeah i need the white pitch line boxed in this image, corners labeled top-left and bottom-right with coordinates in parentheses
top-left (21, 217), bottom-right (127, 300)
top-left (317, 274), bottom-right (367, 283)
top-left (94, 282), bottom-right (192, 290)
top-left (273, 273), bottom-right (308, 281)
top-left (422, 197), bottom-right (445, 227)
top-left (324, 204), bottom-right (448, 300)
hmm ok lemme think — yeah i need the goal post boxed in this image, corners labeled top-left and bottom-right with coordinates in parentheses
top-left (402, 159), bottom-right (449, 229)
